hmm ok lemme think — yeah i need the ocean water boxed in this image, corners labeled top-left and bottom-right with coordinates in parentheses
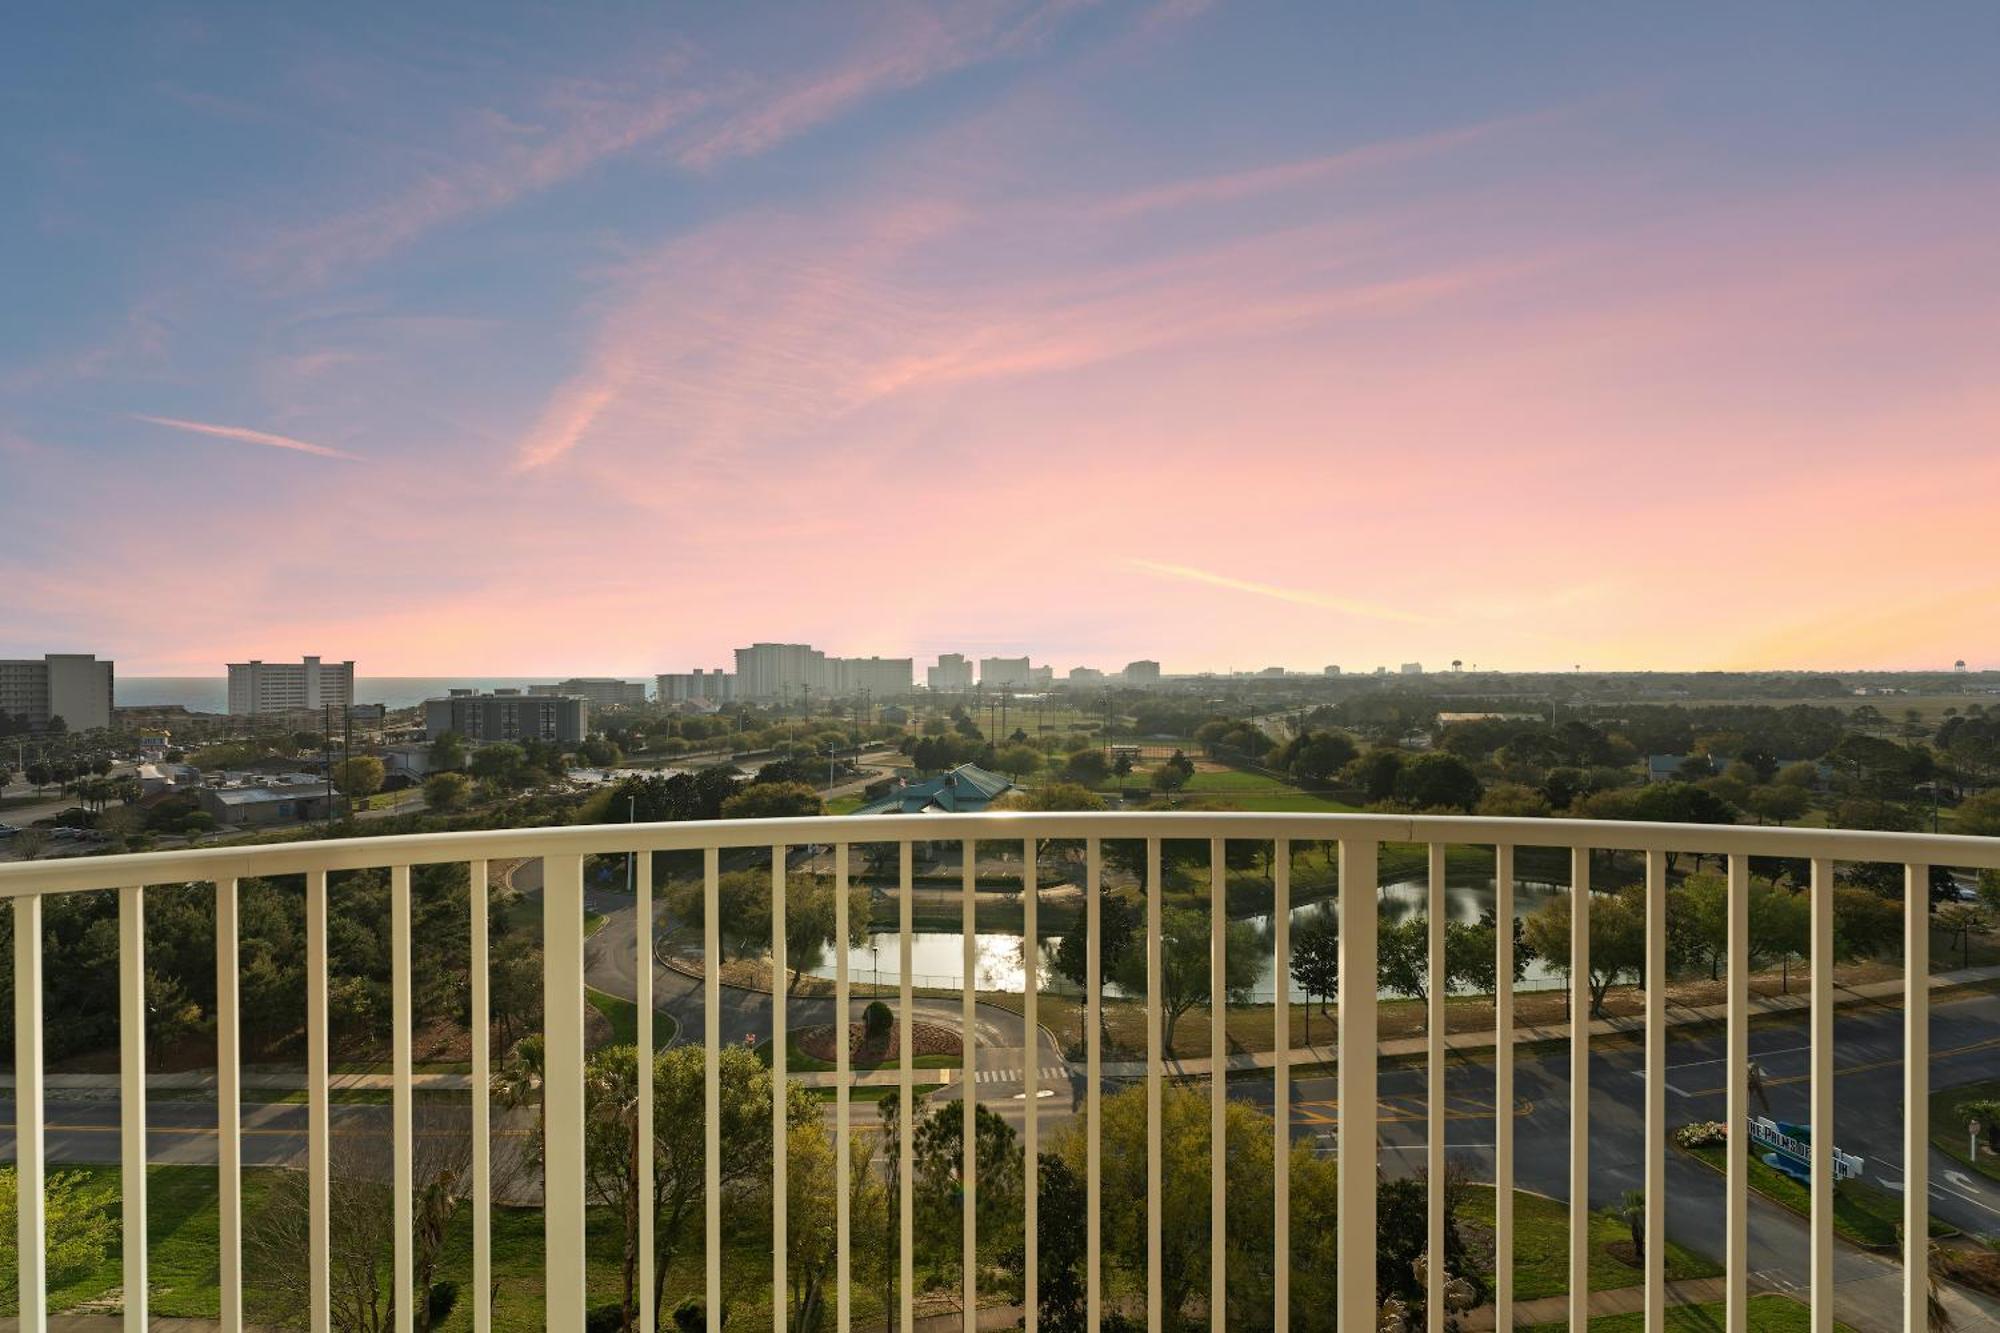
top-left (116, 677), bottom-right (653, 713)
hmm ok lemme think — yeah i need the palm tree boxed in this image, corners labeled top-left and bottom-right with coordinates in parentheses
top-left (1898, 1226), bottom-right (1956, 1333)
top-left (492, 1034), bottom-right (546, 1174)
top-left (1618, 1188), bottom-right (1647, 1262)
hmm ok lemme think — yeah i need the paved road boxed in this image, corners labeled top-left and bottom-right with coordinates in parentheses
top-left (1220, 986), bottom-right (2000, 1333)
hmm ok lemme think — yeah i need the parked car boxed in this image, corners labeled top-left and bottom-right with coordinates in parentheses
top-left (0, 823), bottom-right (19, 840)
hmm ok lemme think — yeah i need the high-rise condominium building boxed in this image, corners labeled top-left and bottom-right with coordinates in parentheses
top-left (0, 653), bottom-right (114, 731)
top-left (529, 678), bottom-right (647, 708)
top-left (927, 654), bottom-right (973, 690)
top-left (226, 657), bottom-right (356, 716)
top-left (733, 643), bottom-right (826, 701)
top-left (731, 643), bottom-right (913, 701)
top-left (1068, 666), bottom-right (1106, 684)
top-left (424, 690), bottom-right (587, 744)
top-left (1122, 660), bottom-right (1162, 685)
top-left (831, 656), bottom-right (913, 696)
top-left (657, 669), bottom-right (736, 704)
top-left (979, 656), bottom-right (1033, 688)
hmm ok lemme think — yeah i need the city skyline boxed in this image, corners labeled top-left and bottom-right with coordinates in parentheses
top-left (6, 4), bottom-right (1999, 674)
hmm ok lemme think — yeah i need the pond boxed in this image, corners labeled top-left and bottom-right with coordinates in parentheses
top-left (799, 877), bottom-right (1576, 999)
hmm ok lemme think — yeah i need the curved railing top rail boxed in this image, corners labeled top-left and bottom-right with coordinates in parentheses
top-left (2, 810), bottom-right (1996, 896)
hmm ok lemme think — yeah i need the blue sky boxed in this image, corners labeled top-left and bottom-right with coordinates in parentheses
top-left (4, 3), bottom-right (1998, 673)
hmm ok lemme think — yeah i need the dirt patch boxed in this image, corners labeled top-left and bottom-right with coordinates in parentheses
top-left (1604, 1240), bottom-right (1643, 1269)
top-left (797, 1020), bottom-right (961, 1065)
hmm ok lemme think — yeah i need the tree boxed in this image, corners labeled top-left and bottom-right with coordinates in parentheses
top-left (0, 1166), bottom-right (116, 1307)
top-left (649, 1045), bottom-right (810, 1316)
top-left (1477, 783), bottom-right (1551, 818)
top-left (333, 755), bottom-right (385, 800)
top-left (1344, 748), bottom-right (1408, 800)
top-left (424, 770), bottom-right (472, 812)
top-left (1289, 910), bottom-right (1339, 1044)
top-left (994, 743), bottom-right (1045, 785)
top-left (1747, 784), bottom-right (1809, 825)
top-left (10, 828), bottom-right (47, 861)
top-left (1060, 748), bottom-right (1111, 787)
top-left (719, 780), bottom-right (823, 820)
top-left (1050, 889), bottom-right (1142, 1046)
top-left (1126, 907), bottom-right (1260, 1052)
top-left (1521, 884), bottom-right (1646, 1017)
top-left (1271, 729), bottom-right (1358, 785)
top-left (1020, 1154), bottom-right (1088, 1332)
top-left (1150, 761), bottom-right (1190, 796)
top-left (1064, 1085), bottom-right (1274, 1328)
top-left (1956, 790), bottom-right (2000, 838)
top-left (427, 731), bottom-right (466, 772)
top-left (1393, 753), bottom-right (1482, 812)
top-left (468, 742), bottom-right (530, 789)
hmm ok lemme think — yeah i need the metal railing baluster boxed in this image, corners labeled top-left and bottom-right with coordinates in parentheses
top-left (1427, 843), bottom-right (1445, 1333)
top-left (218, 876), bottom-right (243, 1333)
top-left (543, 855), bottom-right (587, 1333)
top-left (119, 884), bottom-right (148, 1333)
top-left (962, 838), bottom-right (978, 1331)
top-left (1337, 837), bottom-right (1379, 1333)
top-left (306, 870), bottom-right (331, 1333)
top-left (771, 844), bottom-right (787, 1332)
top-left (901, 840), bottom-right (916, 1332)
top-left (392, 864), bottom-right (413, 1333)
top-left (469, 861), bottom-right (491, 1333)
top-left (1088, 836), bottom-right (1103, 1331)
top-left (1645, 850), bottom-right (1666, 1333)
top-left (1023, 838), bottom-right (1039, 1333)
top-left (15, 892), bottom-right (46, 1332)
top-left (835, 843), bottom-right (853, 1332)
top-left (1569, 847), bottom-right (1591, 1333)
top-left (1726, 853), bottom-right (1749, 1333)
top-left (1809, 857), bottom-right (1834, 1332)
top-left (1903, 861), bottom-right (1929, 1333)
top-left (1146, 835), bottom-right (1162, 1333)
top-left (1494, 844), bottom-right (1515, 1333)
top-left (1208, 836), bottom-right (1224, 1327)
top-left (1274, 838), bottom-right (1291, 1331)
top-left (704, 846), bottom-right (721, 1331)
top-left (636, 850), bottom-right (653, 1333)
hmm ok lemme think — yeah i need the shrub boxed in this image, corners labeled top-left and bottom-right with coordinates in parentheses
top-left (1675, 1121), bottom-right (1728, 1150)
top-left (863, 1000), bottom-right (893, 1042)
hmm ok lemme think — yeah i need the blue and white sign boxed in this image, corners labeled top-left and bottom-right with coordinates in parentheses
top-left (1748, 1116), bottom-right (1864, 1182)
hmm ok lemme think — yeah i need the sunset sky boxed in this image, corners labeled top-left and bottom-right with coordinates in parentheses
top-left (4, 3), bottom-right (1997, 675)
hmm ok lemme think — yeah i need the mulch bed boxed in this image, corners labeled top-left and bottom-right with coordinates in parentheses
top-left (797, 1019), bottom-right (961, 1065)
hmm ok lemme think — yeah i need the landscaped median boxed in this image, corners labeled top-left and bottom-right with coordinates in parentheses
top-left (1674, 1122), bottom-right (1953, 1249)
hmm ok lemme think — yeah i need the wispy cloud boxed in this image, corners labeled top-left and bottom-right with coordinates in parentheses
top-left (1126, 559), bottom-right (1434, 624)
top-left (1097, 109), bottom-right (1562, 220)
top-left (133, 414), bottom-right (360, 461)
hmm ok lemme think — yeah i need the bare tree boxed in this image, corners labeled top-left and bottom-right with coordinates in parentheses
top-left (244, 1100), bottom-right (472, 1332)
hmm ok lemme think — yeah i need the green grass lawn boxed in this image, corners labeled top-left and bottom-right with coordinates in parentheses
top-left (585, 987), bottom-right (679, 1050)
top-left (827, 794), bottom-right (866, 815)
top-left (1682, 1141), bottom-right (1950, 1247)
top-left (19, 1162), bottom-right (887, 1330)
top-left (1457, 1186), bottom-right (1719, 1300)
top-left (1525, 1293), bottom-right (1846, 1333)
top-left (1931, 1079), bottom-right (2000, 1186)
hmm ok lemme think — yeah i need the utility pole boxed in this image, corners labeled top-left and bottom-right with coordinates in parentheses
top-left (322, 702), bottom-right (333, 827)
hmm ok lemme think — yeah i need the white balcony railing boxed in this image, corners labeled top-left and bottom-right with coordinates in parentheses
top-left (3, 812), bottom-right (1998, 1332)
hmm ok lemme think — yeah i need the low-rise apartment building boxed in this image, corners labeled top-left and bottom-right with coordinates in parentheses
top-left (424, 689), bottom-right (588, 745)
